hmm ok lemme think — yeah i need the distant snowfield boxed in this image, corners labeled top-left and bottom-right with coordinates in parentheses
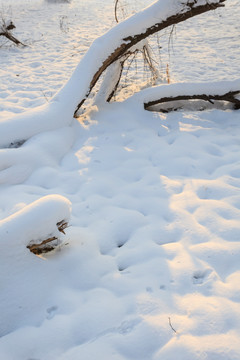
top-left (0, 0), bottom-right (240, 359)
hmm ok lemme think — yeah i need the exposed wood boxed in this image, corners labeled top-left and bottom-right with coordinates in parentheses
top-left (27, 236), bottom-right (58, 255)
top-left (27, 220), bottom-right (68, 255)
top-left (106, 59), bottom-right (125, 102)
top-left (74, 0), bottom-right (225, 117)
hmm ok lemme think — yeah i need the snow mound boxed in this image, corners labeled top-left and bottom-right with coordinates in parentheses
top-left (0, 194), bottom-right (72, 337)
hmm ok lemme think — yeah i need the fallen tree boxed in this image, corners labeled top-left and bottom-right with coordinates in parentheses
top-left (0, 0), bottom-right (239, 284)
top-left (123, 79), bottom-right (240, 111)
top-left (38, 0), bottom-right (228, 118)
top-left (0, 0), bottom-right (239, 150)
top-left (0, 194), bottom-right (71, 256)
top-left (71, 0), bottom-right (227, 116)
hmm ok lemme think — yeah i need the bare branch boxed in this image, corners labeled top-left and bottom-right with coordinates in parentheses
top-left (168, 317), bottom-right (177, 333)
top-left (144, 90), bottom-right (240, 111)
top-left (27, 220), bottom-right (69, 255)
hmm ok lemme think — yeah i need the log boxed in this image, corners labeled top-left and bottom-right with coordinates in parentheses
top-left (144, 90), bottom-right (240, 111)
top-left (123, 79), bottom-right (240, 112)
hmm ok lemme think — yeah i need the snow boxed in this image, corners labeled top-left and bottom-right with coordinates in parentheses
top-left (125, 78), bottom-right (240, 107)
top-left (0, 194), bottom-right (71, 336)
top-left (0, 0), bottom-right (240, 359)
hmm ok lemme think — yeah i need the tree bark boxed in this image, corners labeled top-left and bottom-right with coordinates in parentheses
top-left (98, 58), bottom-right (126, 103)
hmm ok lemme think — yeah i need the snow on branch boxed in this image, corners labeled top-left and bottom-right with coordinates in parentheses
top-left (0, 194), bottom-right (72, 336)
top-left (0, 194), bottom-right (71, 256)
top-left (0, 0), bottom-right (227, 149)
top-left (124, 79), bottom-right (240, 111)
top-left (62, 0), bottom-right (226, 116)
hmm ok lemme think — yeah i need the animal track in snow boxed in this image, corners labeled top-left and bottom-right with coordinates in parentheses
top-left (46, 305), bottom-right (58, 320)
top-left (230, 168), bottom-right (240, 179)
top-left (204, 144), bottom-right (223, 157)
top-left (192, 269), bottom-right (212, 285)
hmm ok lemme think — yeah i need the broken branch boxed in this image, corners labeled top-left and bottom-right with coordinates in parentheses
top-left (27, 219), bottom-right (69, 255)
top-left (0, 31), bottom-right (25, 46)
top-left (0, 20), bottom-right (25, 46)
top-left (144, 90), bottom-right (240, 111)
top-left (122, 79), bottom-right (240, 113)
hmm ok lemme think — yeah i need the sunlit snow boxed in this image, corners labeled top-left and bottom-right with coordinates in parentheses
top-left (0, 0), bottom-right (240, 359)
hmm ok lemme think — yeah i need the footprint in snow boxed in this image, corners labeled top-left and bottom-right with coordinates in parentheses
top-left (46, 305), bottom-right (58, 320)
top-left (118, 318), bottom-right (141, 335)
top-left (192, 269), bottom-right (212, 285)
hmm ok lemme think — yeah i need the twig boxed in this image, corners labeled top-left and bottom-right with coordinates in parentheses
top-left (124, 50), bottom-right (139, 84)
top-left (168, 24), bottom-right (176, 59)
top-left (27, 220), bottom-right (69, 255)
top-left (41, 90), bottom-right (50, 103)
top-left (142, 44), bottom-right (159, 83)
top-left (57, 220), bottom-right (69, 234)
top-left (168, 317), bottom-right (177, 333)
top-left (114, 0), bottom-right (119, 23)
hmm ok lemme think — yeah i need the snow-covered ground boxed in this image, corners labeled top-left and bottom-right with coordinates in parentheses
top-left (0, 0), bottom-right (240, 359)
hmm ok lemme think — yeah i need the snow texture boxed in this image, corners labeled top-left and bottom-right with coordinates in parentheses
top-left (0, 0), bottom-right (240, 359)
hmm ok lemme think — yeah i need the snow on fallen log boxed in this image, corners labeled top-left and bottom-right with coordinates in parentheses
top-left (69, 0), bottom-right (226, 115)
top-left (0, 101), bottom-right (74, 148)
top-left (124, 79), bottom-right (240, 110)
top-left (0, 194), bottom-right (71, 336)
top-left (0, 0), bottom-right (226, 147)
top-left (0, 194), bottom-right (71, 257)
top-left (0, 126), bottom-right (75, 185)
